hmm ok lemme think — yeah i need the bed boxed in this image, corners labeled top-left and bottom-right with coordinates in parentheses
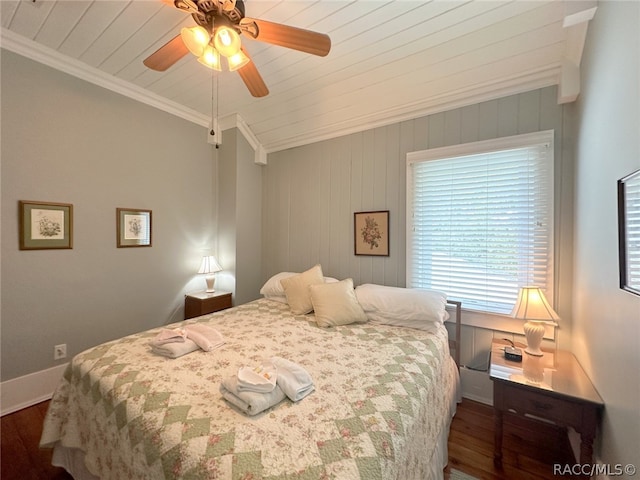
top-left (40, 271), bottom-right (461, 480)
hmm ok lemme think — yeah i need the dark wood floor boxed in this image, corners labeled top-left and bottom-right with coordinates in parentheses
top-left (443, 399), bottom-right (579, 480)
top-left (2, 398), bottom-right (577, 480)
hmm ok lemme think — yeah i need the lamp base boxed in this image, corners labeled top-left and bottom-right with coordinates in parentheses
top-left (524, 320), bottom-right (545, 356)
top-left (524, 346), bottom-right (544, 356)
top-left (205, 275), bottom-right (215, 293)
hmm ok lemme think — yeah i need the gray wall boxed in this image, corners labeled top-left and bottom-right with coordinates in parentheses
top-left (573, 1), bottom-right (640, 467)
top-left (263, 85), bottom-right (575, 356)
top-left (217, 128), bottom-right (263, 305)
top-left (1, 51), bottom-right (217, 381)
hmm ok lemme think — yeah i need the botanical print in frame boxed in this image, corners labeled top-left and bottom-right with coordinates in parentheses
top-left (117, 208), bottom-right (152, 248)
top-left (19, 201), bottom-right (73, 250)
top-left (354, 210), bottom-right (389, 256)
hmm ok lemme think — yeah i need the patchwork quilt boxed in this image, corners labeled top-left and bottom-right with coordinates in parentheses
top-left (41, 299), bottom-right (458, 480)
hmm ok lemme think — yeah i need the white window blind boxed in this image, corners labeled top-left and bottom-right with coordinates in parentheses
top-left (620, 170), bottom-right (640, 293)
top-left (407, 131), bottom-right (554, 315)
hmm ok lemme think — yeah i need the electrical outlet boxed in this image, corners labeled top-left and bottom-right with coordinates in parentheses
top-left (54, 344), bottom-right (67, 360)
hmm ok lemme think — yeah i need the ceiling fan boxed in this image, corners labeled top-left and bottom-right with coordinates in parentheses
top-left (143, 0), bottom-right (331, 98)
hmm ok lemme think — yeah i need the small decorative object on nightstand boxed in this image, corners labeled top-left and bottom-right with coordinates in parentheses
top-left (511, 286), bottom-right (559, 356)
top-left (184, 290), bottom-right (232, 319)
top-left (490, 339), bottom-right (603, 468)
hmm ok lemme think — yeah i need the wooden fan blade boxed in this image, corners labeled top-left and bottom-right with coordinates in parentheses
top-left (237, 47), bottom-right (269, 97)
top-left (143, 34), bottom-right (189, 71)
top-left (241, 18), bottom-right (331, 57)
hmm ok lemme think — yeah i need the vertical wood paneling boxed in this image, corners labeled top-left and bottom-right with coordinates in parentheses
top-left (349, 132), bottom-right (364, 285)
top-left (262, 86), bottom-right (572, 384)
top-left (478, 100), bottom-right (499, 140)
top-left (337, 135), bottom-right (353, 281)
top-left (262, 87), bottom-right (570, 340)
top-left (412, 116), bottom-right (429, 152)
top-left (497, 95), bottom-right (519, 137)
top-left (460, 104), bottom-right (480, 144)
top-left (517, 89), bottom-right (541, 133)
top-left (444, 109), bottom-right (462, 146)
top-left (427, 112), bottom-right (446, 148)
top-left (318, 142), bottom-right (332, 271)
top-left (385, 123), bottom-right (401, 287)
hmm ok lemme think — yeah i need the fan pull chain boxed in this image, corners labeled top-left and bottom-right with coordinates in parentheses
top-left (210, 66), bottom-right (219, 148)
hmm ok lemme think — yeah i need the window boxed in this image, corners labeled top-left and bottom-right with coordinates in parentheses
top-left (406, 131), bottom-right (554, 315)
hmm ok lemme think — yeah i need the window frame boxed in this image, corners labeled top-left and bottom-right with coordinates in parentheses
top-left (406, 130), bottom-right (556, 333)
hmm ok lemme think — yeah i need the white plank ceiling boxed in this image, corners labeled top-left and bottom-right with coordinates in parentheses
top-left (1, 0), bottom-right (596, 153)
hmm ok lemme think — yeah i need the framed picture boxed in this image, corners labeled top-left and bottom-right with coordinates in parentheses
top-left (618, 169), bottom-right (640, 296)
top-left (354, 210), bottom-right (389, 256)
top-left (19, 201), bottom-right (73, 250)
top-left (117, 208), bottom-right (152, 248)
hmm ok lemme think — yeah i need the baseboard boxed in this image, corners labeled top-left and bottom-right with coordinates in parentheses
top-left (1, 363), bottom-right (68, 416)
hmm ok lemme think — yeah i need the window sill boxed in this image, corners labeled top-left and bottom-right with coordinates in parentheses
top-left (445, 307), bottom-right (557, 340)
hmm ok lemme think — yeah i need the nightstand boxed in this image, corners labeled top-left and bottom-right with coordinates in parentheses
top-left (489, 339), bottom-right (603, 467)
top-left (184, 291), bottom-right (232, 319)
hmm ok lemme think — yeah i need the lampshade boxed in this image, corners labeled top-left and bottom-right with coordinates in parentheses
top-left (511, 287), bottom-right (559, 356)
top-left (213, 26), bottom-right (241, 57)
top-left (198, 256), bottom-right (223, 293)
top-left (198, 45), bottom-right (222, 71)
top-left (227, 50), bottom-right (250, 71)
top-left (198, 256), bottom-right (222, 274)
top-left (181, 26), bottom-right (210, 57)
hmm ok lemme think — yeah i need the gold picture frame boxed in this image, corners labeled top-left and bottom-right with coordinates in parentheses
top-left (354, 210), bottom-right (389, 256)
top-left (117, 208), bottom-right (152, 248)
top-left (19, 201), bottom-right (73, 250)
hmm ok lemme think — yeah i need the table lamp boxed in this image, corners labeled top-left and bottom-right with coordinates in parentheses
top-left (198, 256), bottom-right (222, 292)
top-left (511, 286), bottom-right (559, 356)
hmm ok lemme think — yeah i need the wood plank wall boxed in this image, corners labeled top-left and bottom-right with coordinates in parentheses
top-left (262, 86), bottom-right (574, 366)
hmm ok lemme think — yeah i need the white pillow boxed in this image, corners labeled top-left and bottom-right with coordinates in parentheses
top-left (260, 271), bottom-right (338, 300)
top-left (355, 284), bottom-right (448, 330)
top-left (263, 295), bottom-right (288, 304)
top-left (310, 278), bottom-right (368, 327)
top-left (280, 265), bottom-right (325, 314)
top-left (260, 272), bottom-right (297, 297)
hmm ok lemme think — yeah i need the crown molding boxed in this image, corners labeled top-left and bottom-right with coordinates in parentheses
top-left (1, 28), bottom-right (210, 127)
top-left (1, 28), bottom-right (266, 160)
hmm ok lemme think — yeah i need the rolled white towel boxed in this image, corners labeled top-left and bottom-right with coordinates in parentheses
top-left (237, 361), bottom-right (277, 393)
top-left (220, 375), bottom-right (286, 416)
top-left (151, 339), bottom-right (199, 359)
top-left (184, 324), bottom-right (225, 352)
top-left (271, 356), bottom-right (315, 402)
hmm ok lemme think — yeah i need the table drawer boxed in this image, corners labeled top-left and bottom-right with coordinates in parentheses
top-left (503, 386), bottom-right (581, 426)
top-left (200, 295), bottom-right (232, 312)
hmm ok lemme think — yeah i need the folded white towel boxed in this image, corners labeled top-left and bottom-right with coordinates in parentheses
top-left (237, 361), bottom-right (277, 393)
top-left (184, 324), bottom-right (225, 352)
top-left (271, 356), bottom-right (315, 402)
top-left (149, 328), bottom-right (187, 347)
top-left (151, 339), bottom-right (199, 359)
top-left (220, 375), bottom-right (286, 416)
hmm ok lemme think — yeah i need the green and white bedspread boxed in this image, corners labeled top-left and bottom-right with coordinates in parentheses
top-left (41, 298), bottom-right (458, 480)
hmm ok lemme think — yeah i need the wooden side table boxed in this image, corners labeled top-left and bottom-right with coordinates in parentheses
top-left (184, 291), bottom-right (232, 319)
top-left (489, 339), bottom-right (603, 467)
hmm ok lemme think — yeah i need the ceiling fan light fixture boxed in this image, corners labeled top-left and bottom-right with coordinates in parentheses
top-left (227, 50), bottom-right (250, 71)
top-left (181, 26), bottom-right (211, 57)
top-left (198, 46), bottom-right (222, 71)
top-left (214, 26), bottom-right (241, 57)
